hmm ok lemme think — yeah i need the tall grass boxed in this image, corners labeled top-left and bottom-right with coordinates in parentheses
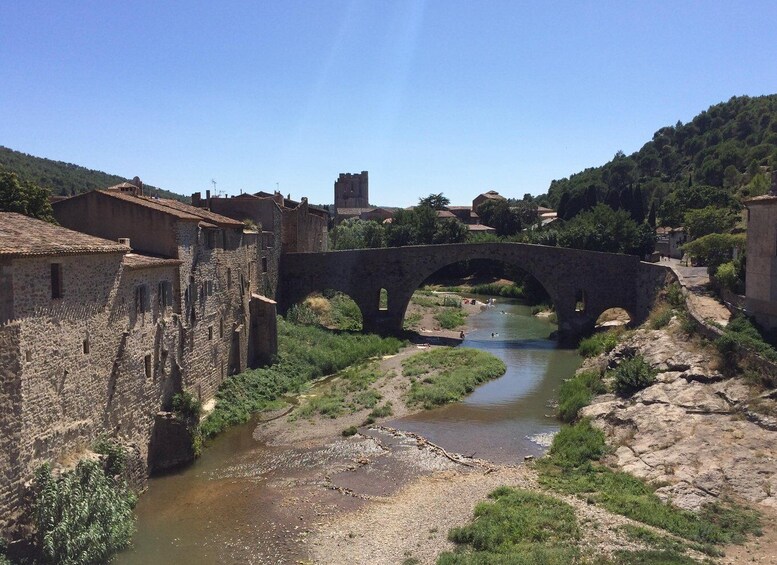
top-left (434, 308), bottom-right (467, 330)
top-left (578, 330), bottom-right (620, 358)
top-left (404, 348), bottom-right (506, 408)
top-left (439, 487), bottom-right (580, 564)
top-left (201, 319), bottom-right (403, 437)
top-left (557, 371), bottom-right (605, 423)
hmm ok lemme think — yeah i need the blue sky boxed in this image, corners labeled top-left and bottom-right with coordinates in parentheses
top-left (2, 1), bottom-right (776, 207)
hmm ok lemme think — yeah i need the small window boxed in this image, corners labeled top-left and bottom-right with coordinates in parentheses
top-left (205, 280), bottom-right (214, 296)
top-left (25, 350), bottom-right (32, 362)
top-left (158, 281), bottom-right (173, 308)
top-left (227, 268), bottom-right (232, 289)
top-left (219, 318), bottom-right (224, 338)
top-left (208, 326), bottom-right (213, 341)
top-left (51, 263), bottom-right (63, 299)
top-left (379, 288), bottom-right (388, 311)
top-left (83, 339), bottom-right (90, 355)
top-left (135, 285), bottom-right (148, 314)
top-left (262, 257), bottom-right (268, 273)
top-left (144, 354), bottom-right (152, 379)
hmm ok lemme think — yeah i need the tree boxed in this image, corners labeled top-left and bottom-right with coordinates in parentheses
top-left (0, 168), bottom-right (55, 222)
top-left (476, 199), bottom-right (521, 236)
top-left (682, 233), bottom-right (746, 274)
top-left (684, 206), bottom-right (737, 240)
top-left (417, 193), bottom-right (450, 210)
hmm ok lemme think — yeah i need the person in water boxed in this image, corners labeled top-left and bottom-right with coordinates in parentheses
top-left (460, 330), bottom-right (465, 339)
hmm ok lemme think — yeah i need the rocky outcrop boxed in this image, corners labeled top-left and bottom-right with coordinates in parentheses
top-left (580, 320), bottom-right (777, 511)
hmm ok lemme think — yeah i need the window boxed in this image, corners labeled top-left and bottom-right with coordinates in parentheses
top-left (219, 318), bottom-right (224, 338)
top-left (50, 263), bottom-right (63, 299)
top-left (144, 354), bottom-right (152, 379)
top-left (83, 338), bottom-right (90, 355)
top-left (262, 257), bottom-right (268, 273)
top-left (379, 288), bottom-right (388, 311)
top-left (575, 290), bottom-right (587, 313)
top-left (205, 280), bottom-right (214, 296)
top-left (208, 326), bottom-right (213, 341)
top-left (227, 268), bottom-right (232, 289)
top-left (158, 281), bottom-right (173, 308)
top-left (135, 285), bottom-right (149, 314)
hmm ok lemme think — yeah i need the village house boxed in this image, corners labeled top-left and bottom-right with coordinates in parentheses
top-left (0, 213), bottom-right (192, 532)
top-left (745, 194), bottom-right (777, 330)
top-left (655, 226), bottom-right (686, 259)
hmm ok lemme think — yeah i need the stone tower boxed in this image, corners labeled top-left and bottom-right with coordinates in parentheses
top-left (334, 171), bottom-right (369, 209)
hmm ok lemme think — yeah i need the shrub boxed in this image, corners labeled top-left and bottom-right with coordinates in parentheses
top-left (557, 371), bottom-right (605, 423)
top-left (92, 437), bottom-right (127, 476)
top-left (286, 302), bottom-right (318, 325)
top-left (546, 419), bottom-right (607, 468)
top-left (715, 261), bottom-right (739, 292)
top-left (171, 391), bottom-right (201, 420)
top-left (341, 426), bottom-right (358, 437)
top-left (440, 488), bottom-right (580, 564)
top-left (648, 303), bottom-right (673, 330)
top-left (613, 356), bottom-right (656, 397)
top-left (665, 283), bottom-right (685, 309)
top-left (32, 461), bottom-right (136, 565)
top-left (578, 331), bottom-right (619, 358)
top-left (442, 295), bottom-right (461, 308)
top-left (434, 308), bottom-right (467, 330)
top-left (368, 402), bottom-right (393, 419)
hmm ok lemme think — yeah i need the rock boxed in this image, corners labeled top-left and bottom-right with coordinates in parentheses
top-left (655, 482), bottom-right (715, 511)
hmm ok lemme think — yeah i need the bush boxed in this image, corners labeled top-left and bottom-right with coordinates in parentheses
top-left (578, 331), bottom-right (619, 358)
top-left (171, 391), bottom-right (201, 420)
top-left (648, 303), bottom-right (673, 330)
top-left (714, 261), bottom-right (739, 292)
top-left (92, 437), bottom-right (127, 476)
top-left (440, 488), bottom-right (580, 564)
top-left (546, 419), bottom-right (607, 468)
top-left (613, 356), bottom-right (656, 397)
top-left (557, 371), bottom-right (605, 423)
top-left (32, 461), bottom-right (136, 565)
top-left (286, 302), bottom-right (318, 325)
top-left (341, 426), bottom-right (358, 437)
top-left (434, 308), bottom-right (467, 330)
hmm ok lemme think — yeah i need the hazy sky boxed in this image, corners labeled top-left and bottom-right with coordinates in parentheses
top-left (2, 1), bottom-right (776, 206)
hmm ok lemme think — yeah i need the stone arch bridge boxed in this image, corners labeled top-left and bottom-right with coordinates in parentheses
top-left (279, 243), bottom-right (671, 339)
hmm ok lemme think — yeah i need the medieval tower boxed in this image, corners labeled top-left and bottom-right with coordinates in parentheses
top-left (334, 171), bottom-right (369, 209)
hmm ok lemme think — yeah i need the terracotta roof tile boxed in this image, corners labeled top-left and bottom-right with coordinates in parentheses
top-left (0, 212), bottom-right (129, 257)
top-left (123, 253), bottom-right (182, 269)
top-left (95, 190), bottom-right (244, 227)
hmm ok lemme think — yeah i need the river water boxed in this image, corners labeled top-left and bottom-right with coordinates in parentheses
top-left (117, 297), bottom-right (580, 564)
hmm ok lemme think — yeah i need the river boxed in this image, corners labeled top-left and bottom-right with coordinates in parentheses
top-left (117, 297), bottom-right (580, 564)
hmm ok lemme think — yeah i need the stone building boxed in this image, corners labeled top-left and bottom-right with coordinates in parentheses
top-left (0, 214), bottom-right (156, 531)
top-left (655, 226), bottom-right (686, 259)
top-left (472, 190), bottom-right (505, 212)
top-left (192, 190), bottom-right (329, 300)
top-left (334, 171), bottom-right (369, 209)
top-left (52, 189), bottom-right (276, 385)
top-left (745, 194), bottom-right (777, 329)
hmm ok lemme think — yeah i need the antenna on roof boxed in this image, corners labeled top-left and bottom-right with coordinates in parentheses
top-left (211, 179), bottom-right (217, 192)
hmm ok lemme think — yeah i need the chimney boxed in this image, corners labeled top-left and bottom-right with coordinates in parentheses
top-left (273, 191), bottom-right (284, 207)
top-left (118, 238), bottom-right (131, 249)
top-left (206, 189), bottom-right (211, 207)
top-left (192, 192), bottom-right (202, 207)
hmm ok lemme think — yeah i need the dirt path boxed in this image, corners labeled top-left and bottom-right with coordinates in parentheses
top-left (666, 258), bottom-right (731, 326)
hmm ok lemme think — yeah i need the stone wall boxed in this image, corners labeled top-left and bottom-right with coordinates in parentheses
top-left (0, 323), bottom-right (22, 526)
top-left (280, 243), bottom-right (665, 338)
top-left (334, 171), bottom-right (369, 209)
top-left (281, 198), bottom-right (328, 253)
top-left (0, 259), bottom-right (13, 324)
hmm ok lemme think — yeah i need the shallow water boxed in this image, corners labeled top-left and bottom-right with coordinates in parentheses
top-left (393, 298), bottom-right (580, 463)
top-left (117, 297), bottom-right (580, 564)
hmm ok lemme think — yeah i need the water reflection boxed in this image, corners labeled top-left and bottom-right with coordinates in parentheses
top-left (391, 299), bottom-right (580, 463)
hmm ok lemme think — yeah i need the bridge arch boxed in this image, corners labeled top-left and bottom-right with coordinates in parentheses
top-left (279, 243), bottom-right (671, 340)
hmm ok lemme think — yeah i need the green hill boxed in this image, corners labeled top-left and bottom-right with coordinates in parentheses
top-left (0, 146), bottom-right (187, 201)
top-left (541, 94), bottom-right (777, 226)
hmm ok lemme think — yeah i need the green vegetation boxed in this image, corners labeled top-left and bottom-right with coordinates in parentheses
top-left (716, 313), bottom-right (777, 365)
top-left (434, 308), bottom-right (467, 330)
top-left (578, 330), bottom-right (620, 358)
top-left (330, 195), bottom-right (468, 249)
top-left (0, 167), bottom-right (55, 222)
top-left (403, 348), bottom-right (506, 408)
top-left (557, 371), bottom-right (605, 423)
top-left (0, 145), bottom-right (184, 200)
top-left (31, 460), bottom-right (137, 565)
top-left (438, 488), bottom-right (580, 564)
top-left (429, 282), bottom-right (525, 299)
top-left (537, 420), bottom-right (761, 550)
top-left (171, 391), bottom-right (201, 420)
top-left (612, 355), bottom-right (657, 397)
top-left (682, 233), bottom-right (746, 275)
top-left (93, 437), bottom-right (128, 477)
top-left (201, 319), bottom-right (403, 438)
top-left (342, 426), bottom-right (358, 437)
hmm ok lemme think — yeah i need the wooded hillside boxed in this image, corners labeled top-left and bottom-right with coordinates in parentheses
top-left (0, 146), bottom-right (187, 201)
top-left (541, 94), bottom-right (777, 226)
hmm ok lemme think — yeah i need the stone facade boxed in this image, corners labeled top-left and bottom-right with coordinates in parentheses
top-left (0, 194), bottom-right (277, 536)
top-left (745, 195), bottom-right (777, 329)
top-left (334, 171), bottom-right (369, 209)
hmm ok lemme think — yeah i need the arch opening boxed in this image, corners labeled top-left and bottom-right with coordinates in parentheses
top-left (378, 288), bottom-right (388, 311)
top-left (402, 258), bottom-right (554, 334)
top-left (287, 288), bottom-right (363, 331)
top-left (595, 308), bottom-right (632, 329)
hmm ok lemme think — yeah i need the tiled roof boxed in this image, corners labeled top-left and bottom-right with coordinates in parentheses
top-left (153, 197), bottom-right (245, 227)
top-left (93, 190), bottom-right (244, 227)
top-left (0, 212), bottom-right (129, 257)
top-left (436, 210), bottom-right (456, 218)
top-left (745, 195), bottom-right (777, 205)
top-left (123, 253), bottom-right (182, 269)
top-left (467, 224), bottom-right (496, 232)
